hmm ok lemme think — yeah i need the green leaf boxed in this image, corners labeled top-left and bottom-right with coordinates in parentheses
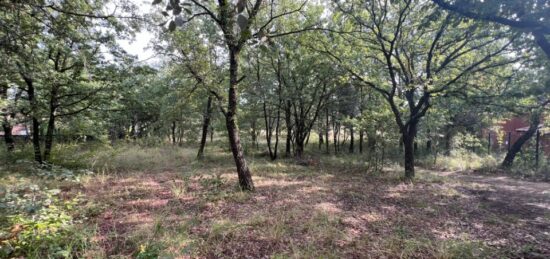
top-left (173, 6), bottom-right (182, 15)
top-left (168, 20), bottom-right (176, 31)
top-left (237, 15), bottom-right (248, 31)
top-left (237, 0), bottom-right (246, 13)
top-left (152, 0), bottom-right (162, 5)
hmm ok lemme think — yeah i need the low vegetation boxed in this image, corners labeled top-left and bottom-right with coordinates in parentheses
top-left (1, 143), bottom-right (548, 258)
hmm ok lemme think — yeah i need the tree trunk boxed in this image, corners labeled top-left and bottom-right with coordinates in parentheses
top-left (295, 140), bottom-right (304, 159)
top-left (349, 126), bottom-right (354, 154)
top-left (43, 110), bottom-right (56, 162)
top-left (501, 113), bottom-right (540, 168)
top-left (333, 122), bottom-right (338, 154)
top-left (23, 76), bottom-right (42, 164)
top-left (285, 101), bottom-right (292, 157)
top-left (359, 130), bottom-right (364, 154)
top-left (2, 122), bottom-right (15, 152)
top-left (273, 107), bottom-right (280, 160)
top-left (325, 108), bottom-right (330, 154)
top-left (444, 128), bottom-right (452, 155)
top-left (535, 130), bottom-right (540, 168)
top-left (226, 49), bottom-right (254, 191)
top-left (251, 119), bottom-right (258, 149)
top-left (318, 130), bottom-right (324, 150)
top-left (402, 120), bottom-right (418, 179)
top-left (403, 134), bottom-right (415, 179)
top-left (264, 101), bottom-right (275, 160)
top-left (210, 126), bottom-right (214, 143)
top-left (31, 117), bottom-right (42, 164)
top-left (171, 121), bottom-right (177, 145)
top-left (197, 95), bottom-right (213, 160)
top-left (1, 85), bottom-right (14, 151)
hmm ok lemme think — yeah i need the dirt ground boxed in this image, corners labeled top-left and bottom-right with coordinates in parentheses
top-left (82, 159), bottom-right (550, 258)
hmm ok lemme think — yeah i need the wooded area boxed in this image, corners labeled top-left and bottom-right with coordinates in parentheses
top-left (1, 0), bottom-right (549, 258)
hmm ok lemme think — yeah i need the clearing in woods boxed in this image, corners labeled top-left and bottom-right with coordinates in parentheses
top-left (79, 147), bottom-right (550, 258)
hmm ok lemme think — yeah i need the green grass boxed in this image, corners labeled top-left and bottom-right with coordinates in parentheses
top-left (0, 141), bottom-right (548, 258)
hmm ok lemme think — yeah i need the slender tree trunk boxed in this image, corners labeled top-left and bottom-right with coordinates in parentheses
top-left (171, 121), bottom-right (177, 145)
top-left (23, 76), bottom-right (42, 164)
top-left (1, 85), bottom-right (14, 151)
top-left (333, 121), bottom-right (338, 154)
top-left (210, 126), bottom-right (214, 143)
top-left (263, 101), bottom-right (275, 159)
top-left (31, 117), bottom-right (42, 164)
top-left (273, 107), bottom-right (280, 160)
top-left (325, 108), bottom-right (330, 154)
top-left (318, 130), bottom-right (324, 150)
top-left (225, 49), bottom-right (254, 191)
top-left (251, 119), bottom-right (258, 149)
top-left (502, 113), bottom-right (541, 168)
top-left (349, 126), bottom-right (354, 154)
top-left (359, 130), bottom-right (364, 154)
top-left (2, 121), bottom-right (14, 152)
top-left (285, 101), bottom-right (292, 157)
top-left (535, 130), bottom-right (540, 168)
top-left (444, 128), bottom-right (452, 155)
top-left (295, 140), bottom-right (304, 159)
top-left (402, 121), bottom-right (418, 179)
top-left (197, 95), bottom-right (213, 160)
top-left (43, 110), bottom-right (55, 162)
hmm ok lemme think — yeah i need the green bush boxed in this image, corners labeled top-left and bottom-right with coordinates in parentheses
top-left (0, 185), bottom-right (88, 258)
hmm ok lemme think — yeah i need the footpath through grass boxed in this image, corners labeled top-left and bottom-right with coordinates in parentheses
top-left (1, 143), bottom-right (549, 258)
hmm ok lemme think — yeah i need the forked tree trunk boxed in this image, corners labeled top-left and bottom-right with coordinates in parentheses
top-left (197, 95), bottom-right (213, 160)
top-left (226, 49), bottom-right (254, 191)
top-left (502, 113), bottom-right (540, 168)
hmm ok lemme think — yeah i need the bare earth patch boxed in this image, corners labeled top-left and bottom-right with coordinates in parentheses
top-left (82, 161), bottom-right (550, 258)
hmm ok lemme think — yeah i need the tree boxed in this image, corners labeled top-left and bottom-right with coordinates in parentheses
top-left (432, 0), bottom-right (550, 59)
top-left (155, 0), bottom-right (317, 190)
top-left (1, 0), bottom-right (138, 163)
top-left (326, 0), bottom-right (519, 178)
